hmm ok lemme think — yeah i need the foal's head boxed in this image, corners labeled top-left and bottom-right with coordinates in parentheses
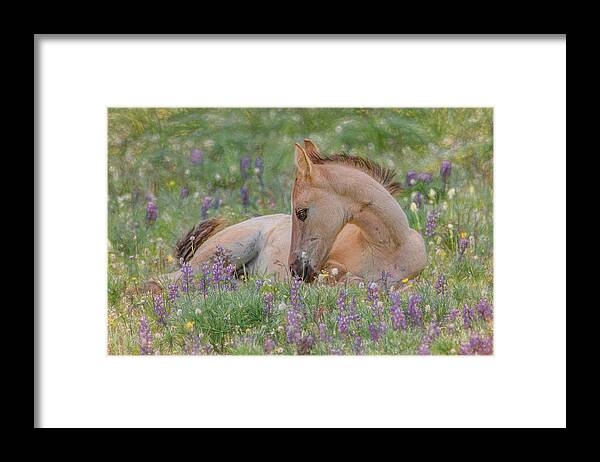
top-left (288, 139), bottom-right (402, 281)
top-left (288, 141), bottom-right (349, 281)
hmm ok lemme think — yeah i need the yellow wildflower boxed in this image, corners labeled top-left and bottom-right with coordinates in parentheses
top-left (185, 321), bottom-right (194, 331)
top-left (401, 278), bottom-right (409, 284)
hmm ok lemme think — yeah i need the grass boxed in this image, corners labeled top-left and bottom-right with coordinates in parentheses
top-left (108, 108), bottom-right (493, 355)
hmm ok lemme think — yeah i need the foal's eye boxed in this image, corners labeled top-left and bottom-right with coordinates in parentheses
top-left (295, 207), bottom-right (308, 222)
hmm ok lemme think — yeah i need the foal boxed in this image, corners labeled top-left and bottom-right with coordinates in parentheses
top-left (139, 140), bottom-right (425, 292)
top-left (288, 140), bottom-right (426, 283)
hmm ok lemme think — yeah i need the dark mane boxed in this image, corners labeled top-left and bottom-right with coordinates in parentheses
top-left (307, 150), bottom-right (403, 196)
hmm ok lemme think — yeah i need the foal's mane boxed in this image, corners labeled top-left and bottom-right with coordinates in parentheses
top-left (304, 142), bottom-right (403, 196)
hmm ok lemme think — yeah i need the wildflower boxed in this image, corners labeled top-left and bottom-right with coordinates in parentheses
top-left (407, 294), bottom-right (423, 326)
top-left (153, 295), bottom-right (167, 326)
top-left (296, 335), bottom-right (315, 355)
top-left (476, 298), bottom-right (493, 321)
top-left (389, 292), bottom-right (407, 330)
top-left (290, 276), bottom-right (303, 311)
top-left (446, 307), bottom-right (460, 322)
top-left (411, 191), bottom-right (423, 209)
top-left (331, 267), bottom-right (339, 277)
top-left (459, 334), bottom-right (493, 355)
top-left (319, 323), bottom-right (332, 343)
top-left (240, 185), bottom-right (250, 208)
top-left (139, 315), bottom-right (153, 355)
top-left (425, 210), bottom-right (439, 238)
top-left (145, 200), bottom-right (158, 224)
top-left (185, 321), bottom-right (194, 331)
top-left (367, 282), bottom-right (379, 306)
top-left (352, 335), bottom-right (363, 354)
top-left (180, 186), bottom-right (189, 199)
top-left (285, 308), bottom-right (302, 344)
top-left (263, 292), bottom-right (274, 317)
top-left (462, 304), bottom-right (475, 329)
top-left (418, 172), bottom-right (433, 183)
top-left (181, 261), bottom-right (194, 293)
top-left (264, 338), bottom-right (276, 354)
top-left (184, 334), bottom-right (201, 355)
top-left (410, 202), bottom-right (418, 213)
top-left (255, 279), bottom-right (264, 291)
top-left (434, 274), bottom-right (447, 295)
top-left (417, 338), bottom-right (431, 355)
top-left (190, 148), bottom-right (204, 165)
top-left (440, 160), bottom-right (452, 182)
top-left (428, 188), bottom-right (437, 199)
top-left (447, 188), bottom-right (456, 199)
top-left (201, 196), bottom-right (212, 220)
top-left (336, 290), bottom-right (349, 335)
top-left (240, 155), bottom-right (251, 180)
top-left (406, 170), bottom-right (418, 186)
top-left (369, 323), bottom-right (381, 342)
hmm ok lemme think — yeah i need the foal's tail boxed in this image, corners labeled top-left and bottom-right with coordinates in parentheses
top-left (175, 217), bottom-right (228, 264)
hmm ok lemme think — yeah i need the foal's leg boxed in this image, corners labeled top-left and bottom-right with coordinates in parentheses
top-left (132, 216), bottom-right (283, 295)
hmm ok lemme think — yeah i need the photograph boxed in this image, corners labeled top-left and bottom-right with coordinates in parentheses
top-left (108, 107), bottom-right (494, 355)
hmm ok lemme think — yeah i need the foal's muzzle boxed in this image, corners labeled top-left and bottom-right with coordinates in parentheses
top-left (290, 259), bottom-right (315, 282)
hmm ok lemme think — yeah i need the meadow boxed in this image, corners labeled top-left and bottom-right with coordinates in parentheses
top-left (108, 108), bottom-right (493, 355)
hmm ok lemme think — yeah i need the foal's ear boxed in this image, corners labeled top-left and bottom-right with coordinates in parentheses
top-left (303, 139), bottom-right (321, 160)
top-left (294, 143), bottom-right (313, 177)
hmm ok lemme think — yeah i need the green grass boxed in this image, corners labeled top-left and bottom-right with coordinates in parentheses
top-left (108, 108), bottom-right (493, 355)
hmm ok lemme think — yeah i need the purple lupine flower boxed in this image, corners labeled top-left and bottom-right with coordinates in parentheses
top-left (263, 292), bottom-right (274, 317)
top-left (406, 170), bottom-right (418, 186)
top-left (440, 160), bottom-right (452, 181)
top-left (285, 308), bottom-right (302, 344)
top-left (139, 315), bottom-right (153, 355)
top-left (459, 237), bottom-right (469, 257)
top-left (180, 186), bottom-right (189, 199)
top-left (145, 200), bottom-right (158, 224)
top-left (181, 261), bottom-right (194, 293)
top-left (297, 335), bottom-right (315, 355)
top-left (352, 335), bottom-right (363, 354)
top-left (390, 292), bottom-right (407, 331)
top-left (167, 283), bottom-right (180, 304)
top-left (407, 294), bottom-right (423, 326)
top-left (336, 290), bottom-right (349, 335)
top-left (367, 282), bottom-right (380, 306)
top-left (240, 155), bottom-right (251, 180)
top-left (369, 323), bottom-right (381, 342)
top-left (446, 307), bottom-right (460, 323)
top-left (190, 148), bottom-right (204, 165)
top-left (459, 334), bottom-right (493, 355)
top-left (425, 209), bottom-right (439, 238)
top-left (201, 196), bottom-right (212, 220)
top-left (184, 334), bottom-right (201, 355)
top-left (290, 276), bottom-right (303, 311)
top-left (209, 246), bottom-right (232, 289)
top-left (255, 279), bottom-right (264, 291)
top-left (264, 338), bottom-right (276, 354)
top-left (319, 323), bottom-right (332, 343)
top-left (476, 298), bottom-right (493, 322)
top-left (434, 274), bottom-right (447, 295)
top-left (428, 322), bottom-right (441, 339)
top-left (414, 191), bottom-right (423, 209)
top-left (418, 172), bottom-right (433, 183)
top-left (417, 338), bottom-right (431, 355)
top-left (462, 304), bottom-right (475, 329)
top-left (153, 295), bottom-right (167, 326)
top-left (199, 262), bottom-right (210, 295)
top-left (240, 185), bottom-right (250, 208)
